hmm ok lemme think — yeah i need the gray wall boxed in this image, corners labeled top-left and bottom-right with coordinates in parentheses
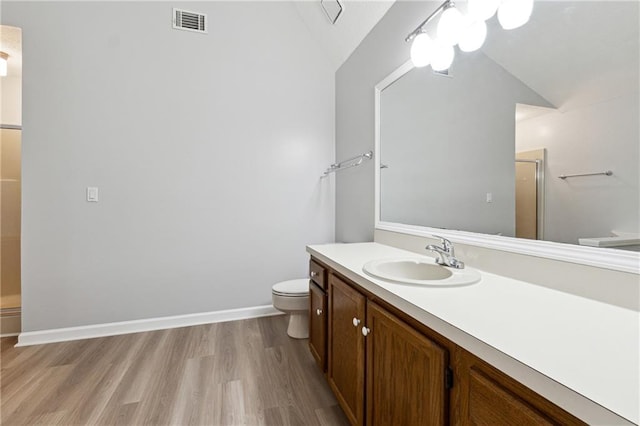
top-left (3, 2), bottom-right (335, 331)
top-left (517, 92), bottom-right (640, 244)
top-left (380, 52), bottom-right (550, 236)
top-left (336, 1), bottom-right (441, 242)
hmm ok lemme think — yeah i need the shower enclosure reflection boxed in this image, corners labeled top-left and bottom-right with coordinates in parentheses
top-left (1, 25), bottom-right (22, 336)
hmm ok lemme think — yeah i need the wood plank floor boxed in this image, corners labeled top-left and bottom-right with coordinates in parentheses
top-left (0, 315), bottom-right (349, 425)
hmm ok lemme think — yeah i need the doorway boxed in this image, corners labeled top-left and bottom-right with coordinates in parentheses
top-left (1, 25), bottom-right (22, 336)
top-left (515, 149), bottom-right (545, 240)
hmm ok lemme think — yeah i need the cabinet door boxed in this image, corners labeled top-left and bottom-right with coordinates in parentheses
top-left (328, 274), bottom-right (366, 426)
top-left (309, 282), bottom-right (327, 371)
top-left (366, 302), bottom-right (447, 426)
top-left (454, 348), bottom-right (586, 425)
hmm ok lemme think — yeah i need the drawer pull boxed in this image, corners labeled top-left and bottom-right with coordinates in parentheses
top-left (316, 308), bottom-right (323, 316)
top-left (362, 326), bottom-right (371, 337)
top-left (310, 271), bottom-right (318, 277)
top-left (352, 317), bottom-right (361, 327)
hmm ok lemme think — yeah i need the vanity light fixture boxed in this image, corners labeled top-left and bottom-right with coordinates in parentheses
top-left (407, 0), bottom-right (534, 69)
top-left (410, 33), bottom-right (434, 68)
top-left (430, 39), bottom-right (455, 72)
top-left (0, 52), bottom-right (8, 77)
top-left (458, 19), bottom-right (487, 53)
top-left (497, 0), bottom-right (535, 30)
top-left (437, 4), bottom-right (465, 46)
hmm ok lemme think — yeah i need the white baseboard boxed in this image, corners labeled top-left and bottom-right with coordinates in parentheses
top-left (16, 305), bottom-right (282, 347)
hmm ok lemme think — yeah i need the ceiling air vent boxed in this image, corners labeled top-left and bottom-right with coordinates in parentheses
top-left (433, 68), bottom-right (452, 78)
top-left (173, 8), bottom-right (207, 34)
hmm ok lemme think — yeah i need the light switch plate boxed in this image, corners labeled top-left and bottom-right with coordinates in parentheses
top-left (87, 187), bottom-right (99, 202)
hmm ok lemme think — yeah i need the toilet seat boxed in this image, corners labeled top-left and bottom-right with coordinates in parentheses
top-left (272, 279), bottom-right (309, 297)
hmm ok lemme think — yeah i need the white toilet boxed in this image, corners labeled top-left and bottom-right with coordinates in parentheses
top-left (272, 279), bottom-right (309, 339)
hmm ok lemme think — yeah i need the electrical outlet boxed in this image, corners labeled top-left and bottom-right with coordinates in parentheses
top-left (87, 187), bottom-right (99, 202)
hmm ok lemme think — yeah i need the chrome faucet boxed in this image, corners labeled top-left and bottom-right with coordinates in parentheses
top-left (426, 236), bottom-right (465, 269)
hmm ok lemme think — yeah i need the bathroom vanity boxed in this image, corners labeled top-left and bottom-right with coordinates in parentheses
top-left (307, 243), bottom-right (638, 426)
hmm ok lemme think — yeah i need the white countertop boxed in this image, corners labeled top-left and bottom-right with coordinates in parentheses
top-left (307, 242), bottom-right (639, 425)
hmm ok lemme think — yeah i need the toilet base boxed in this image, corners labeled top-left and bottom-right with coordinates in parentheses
top-left (287, 311), bottom-right (309, 339)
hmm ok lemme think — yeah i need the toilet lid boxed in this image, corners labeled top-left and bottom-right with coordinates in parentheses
top-left (272, 279), bottom-right (309, 297)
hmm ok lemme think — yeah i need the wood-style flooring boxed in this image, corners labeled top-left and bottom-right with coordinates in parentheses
top-left (0, 315), bottom-right (349, 425)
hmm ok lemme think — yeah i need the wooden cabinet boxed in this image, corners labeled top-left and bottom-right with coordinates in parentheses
top-left (366, 301), bottom-right (447, 426)
top-left (311, 257), bottom-right (585, 426)
top-left (327, 274), bottom-right (448, 426)
top-left (453, 348), bottom-right (585, 425)
top-left (309, 259), bottom-right (328, 371)
top-left (327, 273), bottom-right (366, 426)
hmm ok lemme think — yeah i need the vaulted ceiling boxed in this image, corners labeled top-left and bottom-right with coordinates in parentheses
top-left (297, 0), bottom-right (638, 113)
top-left (4, 0), bottom-right (637, 108)
top-left (293, 0), bottom-right (395, 70)
top-left (482, 1), bottom-right (639, 111)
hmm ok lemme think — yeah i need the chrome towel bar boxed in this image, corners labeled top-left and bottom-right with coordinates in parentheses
top-left (559, 170), bottom-right (613, 179)
top-left (322, 151), bottom-right (373, 177)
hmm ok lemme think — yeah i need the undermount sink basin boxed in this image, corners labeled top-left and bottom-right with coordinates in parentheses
top-left (362, 258), bottom-right (481, 287)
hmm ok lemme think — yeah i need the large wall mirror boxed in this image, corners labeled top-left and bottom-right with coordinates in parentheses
top-left (375, 1), bottom-right (639, 273)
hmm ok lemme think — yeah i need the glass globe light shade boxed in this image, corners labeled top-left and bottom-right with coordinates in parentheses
top-left (437, 6), bottom-right (464, 46)
top-left (468, 0), bottom-right (501, 21)
top-left (410, 33), bottom-right (434, 68)
top-left (458, 19), bottom-right (487, 52)
top-left (430, 40), bottom-right (455, 71)
top-left (498, 0), bottom-right (534, 30)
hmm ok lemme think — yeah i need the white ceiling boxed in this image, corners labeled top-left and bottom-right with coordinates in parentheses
top-left (5, 0), bottom-right (634, 110)
top-left (292, 0), bottom-right (640, 113)
top-left (4, 1), bottom-right (395, 79)
top-left (293, 0), bottom-right (395, 71)
top-left (482, 1), bottom-right (639, 111)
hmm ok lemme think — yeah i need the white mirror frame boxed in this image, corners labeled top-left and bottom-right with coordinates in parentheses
top-left (374, 60), bottom-right (640, 274)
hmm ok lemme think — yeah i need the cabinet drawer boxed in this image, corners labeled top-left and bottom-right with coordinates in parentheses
top-left (309, 259), bottom-right (327, 290)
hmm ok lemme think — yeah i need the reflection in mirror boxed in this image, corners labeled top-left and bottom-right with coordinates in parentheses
top-left (378, 1), bottom-right (639, 251)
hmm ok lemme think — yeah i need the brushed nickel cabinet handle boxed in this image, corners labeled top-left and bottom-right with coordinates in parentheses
top-left (316, 308), bottom-right (323, 316)
top-left (352, 317), bottom-right (361, 327)
top-left (362, 326), bottom-right (371, 337)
